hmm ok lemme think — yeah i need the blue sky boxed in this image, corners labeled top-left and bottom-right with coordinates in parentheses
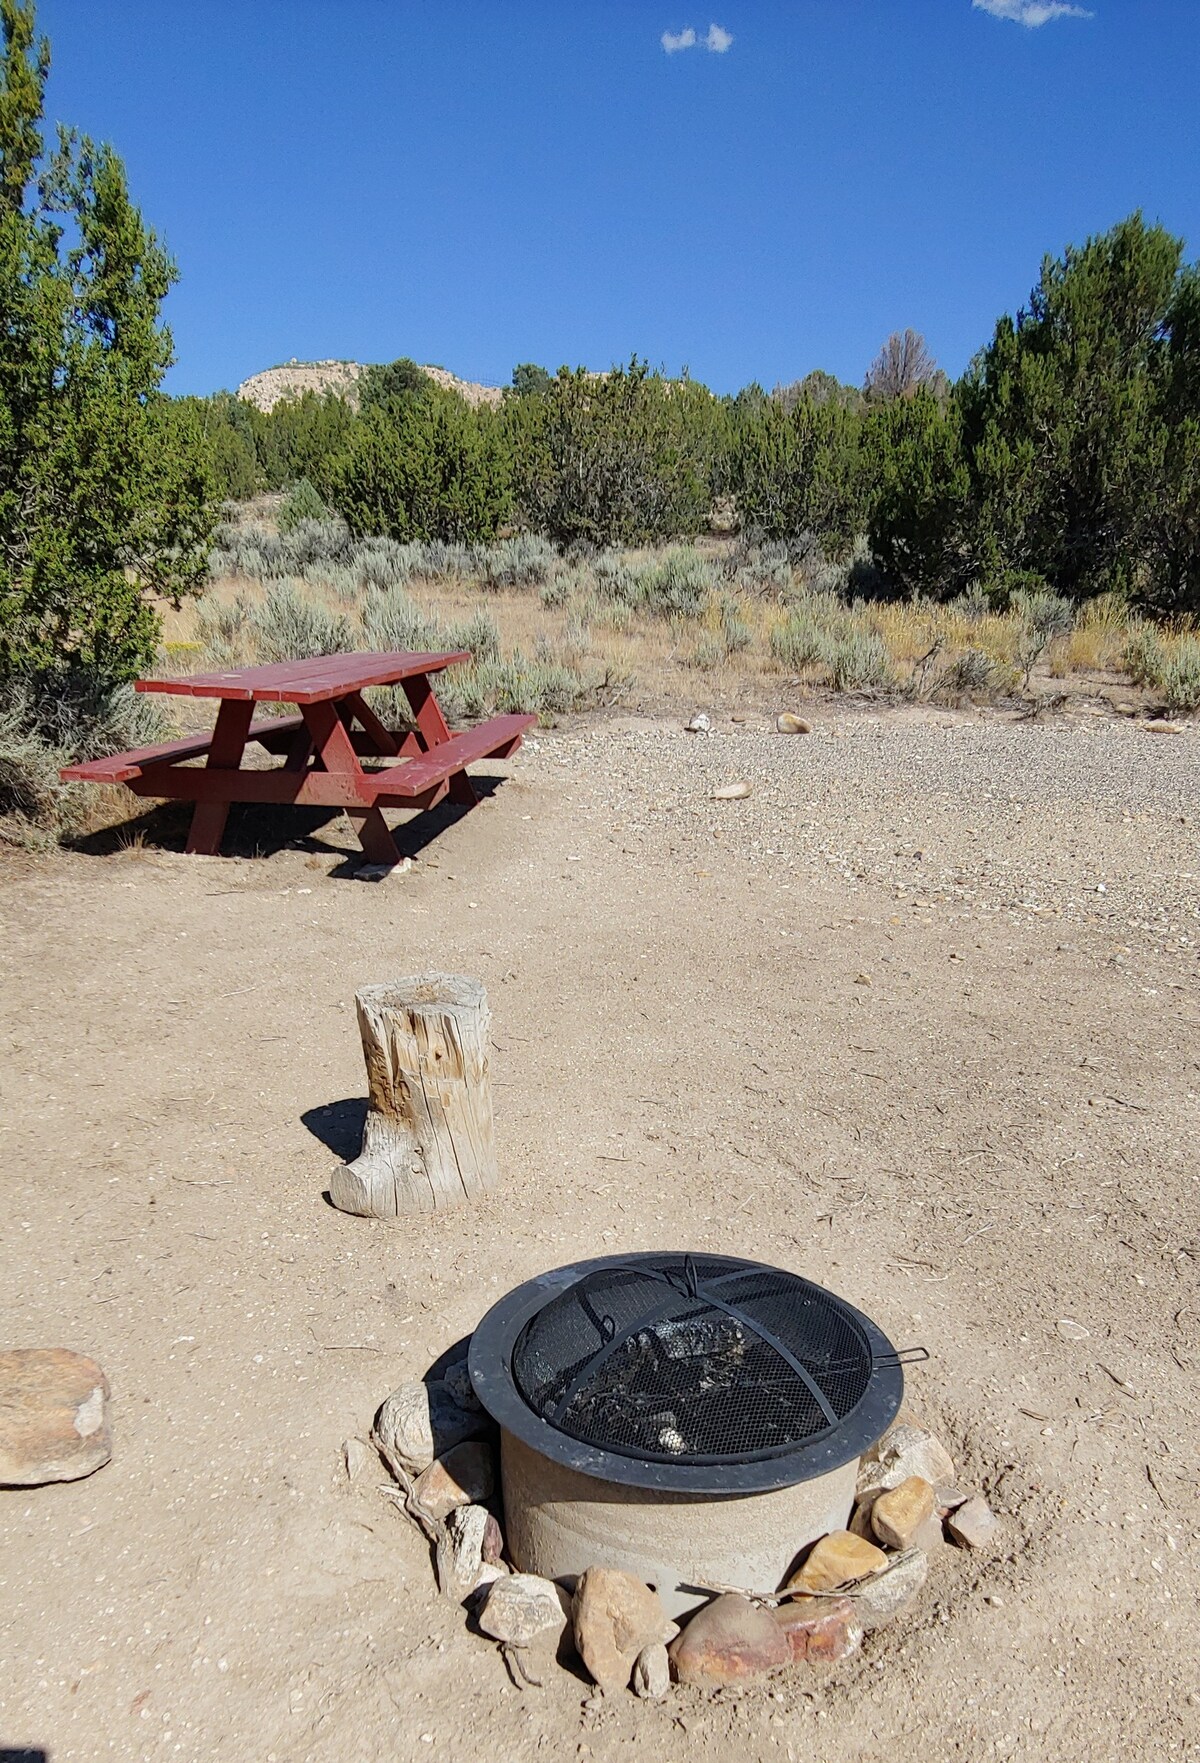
top-left (36, 1), bottom-right (1200, 397)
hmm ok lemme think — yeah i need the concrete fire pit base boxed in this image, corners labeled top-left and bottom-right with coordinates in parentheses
top-left (499, 1430), bottom-right (859, 1619)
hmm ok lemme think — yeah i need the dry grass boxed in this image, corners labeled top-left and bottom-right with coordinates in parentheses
top-left (167, 529), bottom-right (1200, 720)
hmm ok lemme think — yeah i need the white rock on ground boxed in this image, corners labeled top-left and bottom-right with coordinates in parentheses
top-left (632, 1643), bottom-right (671, 1700)
top-left (948, 1495), bottom-right (1001, 1548)
top-left (374, 1379), bottom-right (487, 1475)
top-left (436, 1504), bottom-right (490, 1600)
top-left (857, 1423), bottom-right (956, 1498)
top-left (852, 1548), bottom-right (929, 1629)
top-left (477, 1574), bottom-right (570, 1647)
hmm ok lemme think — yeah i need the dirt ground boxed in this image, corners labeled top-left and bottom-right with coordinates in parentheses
top-left (2, 706), bottom-right (1198, 1762)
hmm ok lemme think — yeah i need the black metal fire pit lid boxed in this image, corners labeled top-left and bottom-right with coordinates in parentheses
top-left (468, 1253), bottom-right (908, 1495)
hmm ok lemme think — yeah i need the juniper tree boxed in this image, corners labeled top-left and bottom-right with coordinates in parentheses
top-left (0, 0), bottom-right (210, 697)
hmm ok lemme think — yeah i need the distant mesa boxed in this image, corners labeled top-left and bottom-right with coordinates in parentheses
top-left (236, 358), bottom-right (503, 412)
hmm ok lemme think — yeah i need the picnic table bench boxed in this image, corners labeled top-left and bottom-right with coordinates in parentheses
top-left (60, 650), bottom-right (536, 866)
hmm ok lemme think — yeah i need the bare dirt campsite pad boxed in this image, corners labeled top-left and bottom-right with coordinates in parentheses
top-left (2, 707), bottom-right (1198, 1762)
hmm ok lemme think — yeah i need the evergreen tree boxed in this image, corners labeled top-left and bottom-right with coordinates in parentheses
top-left (729, 393), bottom-right (864, 553)
top-left (507, 360), bottom-right (718, 546)
top-left (328, 397), bottom-right (512, 543)
top-left (0, 0), bottom-right (211, 692)
top-left (959, 214), bottom-right (1184, 599)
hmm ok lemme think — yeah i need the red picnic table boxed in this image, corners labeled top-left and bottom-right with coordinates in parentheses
top-left (60, 650), bottom-right (536, 866)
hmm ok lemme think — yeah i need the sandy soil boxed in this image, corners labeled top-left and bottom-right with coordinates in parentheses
top-left (2, 708), bottom-right (1198, 1762)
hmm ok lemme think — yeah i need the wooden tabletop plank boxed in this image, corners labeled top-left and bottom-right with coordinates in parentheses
top-left (135, 650), bottom-right (470, 703)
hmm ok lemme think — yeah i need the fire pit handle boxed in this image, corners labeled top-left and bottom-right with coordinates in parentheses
top-left (875, 1346), bottom-right (930, 1367)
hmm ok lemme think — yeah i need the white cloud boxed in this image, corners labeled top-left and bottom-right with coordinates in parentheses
top-left (662, 22), bottom-right (734, 54)
top-left (973, 0), bottom-right (1093, 25)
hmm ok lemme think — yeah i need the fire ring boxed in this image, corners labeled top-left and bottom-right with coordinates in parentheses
top-left (469, 1252), bottom-right (910, 1497)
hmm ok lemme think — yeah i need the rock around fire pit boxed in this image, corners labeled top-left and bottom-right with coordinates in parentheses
top-left (364, 1366), bottom-right (1001, 1697)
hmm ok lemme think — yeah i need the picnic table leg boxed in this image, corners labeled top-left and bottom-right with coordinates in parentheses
top-left (184, 700), bottom-right (254, 855)
top-left (403, 674), bottom-right (478, 807)
top-left (302, 700), bottom-right (400, 867)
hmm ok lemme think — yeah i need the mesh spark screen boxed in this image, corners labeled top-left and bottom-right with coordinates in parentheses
top-left (510, 1255), bottom-right (874, 1466)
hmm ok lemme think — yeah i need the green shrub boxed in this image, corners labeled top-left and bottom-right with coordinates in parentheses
top-left (277, 478), bottom-right (328, 532)
top-left (0, 1), bottom-right (213, 699)
top-left (248, 581), bottom-right (354, 663)
top-left (481, 535), bottom-right (557, 590)
top-left (820, 631), bottom-right (894, 692)
top-left (771, 606), bottom-right (830, 670)
top-left (592, 548), bottom-right (716, 619)
top-left (0, 673), bottom-right (169, 839)
top-left (1126, 631), bottom-right (1200, 710)
top-left (930, 647), bottom-right (1007, 702)
top-left (718, 594), bottom-right (753, 653)
top-left (360, 585), bottom-right (437, 654)
top-left (1157, 639), bottom-right (1200, 711)
top-left (1123, 624), bottom-right (1167, 685)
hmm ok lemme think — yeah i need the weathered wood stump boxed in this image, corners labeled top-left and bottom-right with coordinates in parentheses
top-left (329, 974), bottom-right (498, 1218)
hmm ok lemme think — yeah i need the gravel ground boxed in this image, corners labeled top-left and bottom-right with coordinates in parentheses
top-left (524, 711), bottom-right (1199, 970)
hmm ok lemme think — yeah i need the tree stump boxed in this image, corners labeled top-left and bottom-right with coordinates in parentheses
top-left (329, 974), bottom-right (498, 1218)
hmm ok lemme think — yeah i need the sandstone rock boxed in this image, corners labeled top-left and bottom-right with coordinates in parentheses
top-left (776, 713), bottom-right (812, 735)
top-left (712, 780), bottom-right (752, 800)
top-left (0, 1348), bottom-right (111, 1485)
top-left (342, 1437), bottom-right (375, 1483)
top-left (436, 1503), bottom-right (490, 1599)
top-left (443, 1360), bottom-right (482, 1413)
top-left (936, 1485), bottom-right (969, 1515)
top-left (910, 1512), bottom-right (947, 1553)
top-left (1144, 719), bottom-right (1184, 735)
top-left (948, 1494), bottom-right (1000, 1549)
top-left (572, 1568), bottom-right (671, 1691)
top-left (857, 1423), bottom-right (955, 1498)
top-left (632, 1643), bottom-right (671, 1700)
top-left (871, 1476), bottom-right (936, 1549)
top-left (477, 1573), bottom-right (570, 1647)
top-left (852, 1547), bottom-right (928, 1629)
top-left (773, 1595), bottom-right (862, 1665)
top-left (787, 1529), bottom-right (886, 1594)
top-left (375, 1379), bottom-right (487, 1475)
top-left (482, 1510), bottom-right (504, 1565)
top-left (848, 1498), bottom-right (878, 1540)
top-left (412, 1440), bottom-right (494, 1520)
top-left (669, 1594), bottom-right (790, 1686)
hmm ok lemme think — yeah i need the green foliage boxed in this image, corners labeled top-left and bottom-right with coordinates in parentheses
top-left (507, 360), bottom-right (720, 546)
top-left (510, 362), bottom-right (552, 398)
top-left (959, 214), bottom-right (1185, 601)
top-left (730, 394), bottom-right (864, 555)
top-left (592, 547), bottom-right (717, 619)
top-left (358, 357), bottom-right (438, 418)
top-left (822, 630), bottom-right (894, 693)
top-left (0, 669), bottom-right (168, 835)
top-left (1124, 627), bottom-right (1200, 710)
top-left (277, 477), bottom-right (328, 531)
top-left (481, 534), bottom-right (556, 589)
top-left (247, 580), bottom-right (354, 663)
top-left (0, 0), bottom-right (213, 701)
top-left (863, 389), bottom-right (971, 599)
top-left (329, 398), bottom-right (512, 543)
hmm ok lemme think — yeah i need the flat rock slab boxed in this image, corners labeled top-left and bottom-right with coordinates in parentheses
top-left (0, 1349), bottom-right (111, 1486)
